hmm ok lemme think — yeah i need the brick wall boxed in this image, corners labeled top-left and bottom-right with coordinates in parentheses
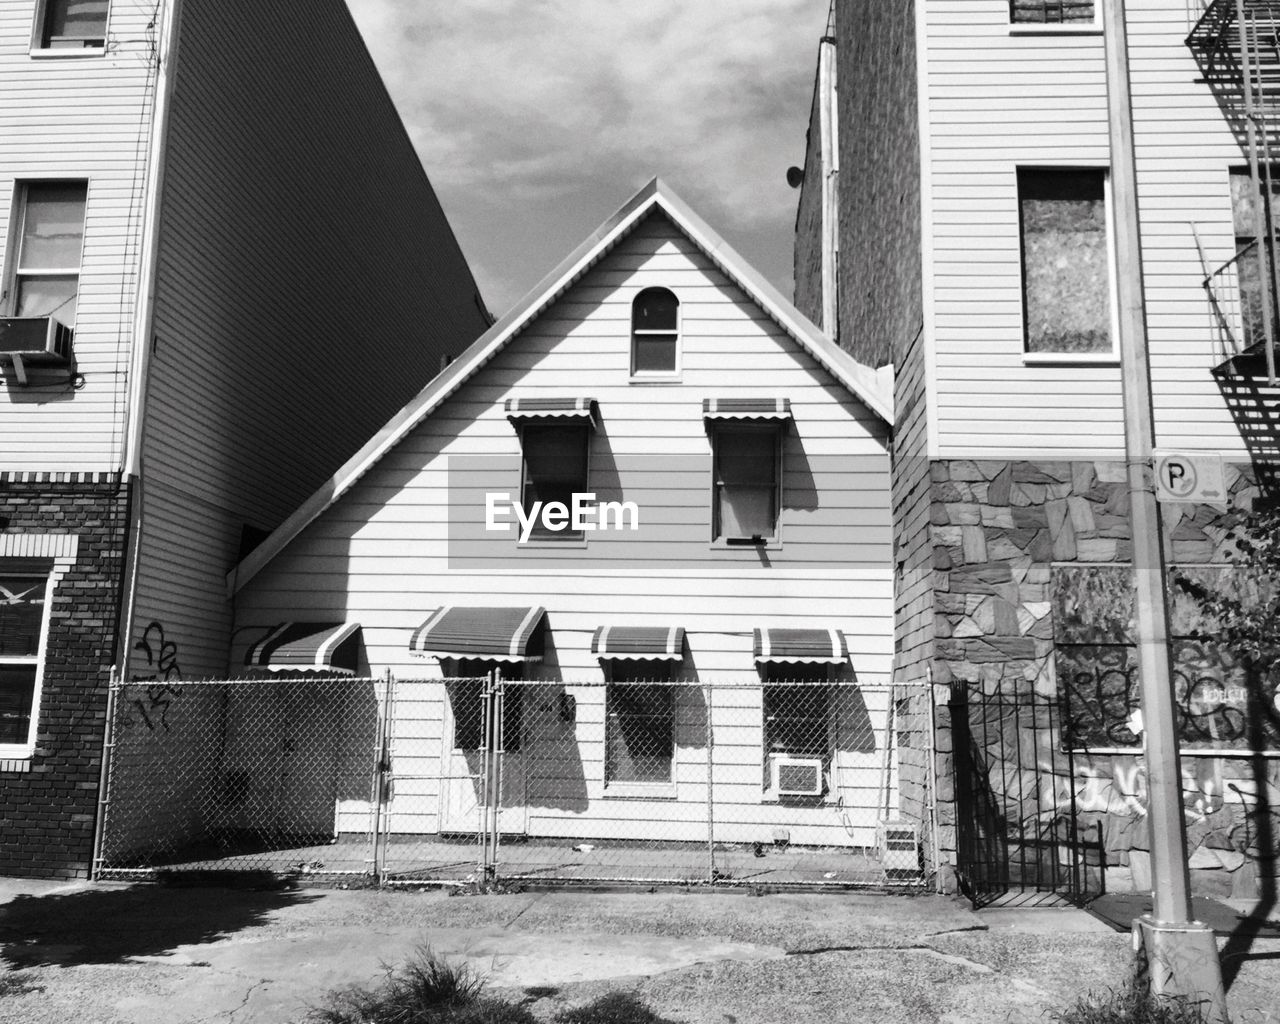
top-left (0, 474), bottom-right (129, 878)
top-left (836, 0), bottom-right (921, 369)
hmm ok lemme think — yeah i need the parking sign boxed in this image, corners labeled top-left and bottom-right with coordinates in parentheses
top-left (1152, 452), bottom-right (1226, 503)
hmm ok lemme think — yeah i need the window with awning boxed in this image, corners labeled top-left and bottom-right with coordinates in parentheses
top-left (591, 626), bottom-right (685, 662)
top-left (408, 606), bottom-right (547, 662)
top-left (244, 622), bottom-right (361, 674)
top-left (753, 627), bottom-right (849, 665)
top-left (701, 398), bottom-right (792, 421)
top-left (504, 397), bottom-right (599, 426)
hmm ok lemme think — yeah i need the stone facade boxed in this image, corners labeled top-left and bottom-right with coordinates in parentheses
top-left (0, 473), bottom-right (130, 878)
top-left (929, 457), bottom-right (1279, 898)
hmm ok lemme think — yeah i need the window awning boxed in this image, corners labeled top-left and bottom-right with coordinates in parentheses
top-left (504, 397), bottom-right (599, 427)
top-left (245, 622), bottom-right (361, 674)
top-left (702, 398), bottom-right (792, 420)
top-left (591, 625), bottom-right (685, 661)
top-left (409, 606), bottom-right (547, 662)
top-left (753, 627), bottom-right (849, 664)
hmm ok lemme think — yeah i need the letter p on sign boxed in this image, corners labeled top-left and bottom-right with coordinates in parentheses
top-left (1153, 451), bottom-right (1226, 503)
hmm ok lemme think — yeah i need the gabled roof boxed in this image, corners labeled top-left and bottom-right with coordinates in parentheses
top-left (228, 178), bottom-right (892, 595)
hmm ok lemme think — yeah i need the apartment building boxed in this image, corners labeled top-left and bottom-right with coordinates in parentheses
top-left (0, 0), bottom-right (489, 877)
top-left (794, 0), bottom-right (1279, 902)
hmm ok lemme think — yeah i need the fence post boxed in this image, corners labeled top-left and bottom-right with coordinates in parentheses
top-left (926, 686), bottom-right (942, 893)
top-left (492, 669), bottom-right (505, 884)
top-left (705, 683), bottom-right (715, 883)
top-left (91, 668), bottom-right (120, 880)
top-left (369, 671), bottom-right (392, 883)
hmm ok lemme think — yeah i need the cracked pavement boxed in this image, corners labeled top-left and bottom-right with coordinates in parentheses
top-left (1, 881), bottom-right (1278, 1023)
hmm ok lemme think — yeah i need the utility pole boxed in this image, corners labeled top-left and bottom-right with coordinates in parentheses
top-left (1100, 1), bottom-right (1226, 1017)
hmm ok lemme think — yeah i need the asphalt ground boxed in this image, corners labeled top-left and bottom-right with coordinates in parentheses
top-left (1, 878), bottom-right (1278, 1024)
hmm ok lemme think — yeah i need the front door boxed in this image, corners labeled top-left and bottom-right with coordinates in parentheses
top-left (439, 674), bottom-right (528, 835)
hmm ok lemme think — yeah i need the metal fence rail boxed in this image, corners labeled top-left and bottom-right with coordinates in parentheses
top-left (97, 675), bottom-right (935, 890)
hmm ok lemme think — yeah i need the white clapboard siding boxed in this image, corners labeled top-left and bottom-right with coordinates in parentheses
top-left (0, 1), bottom-right (158, 470)
top-left (233, 207), bottom-right (895, 845)
top-left (121, 0), bottom-right (489, 679)
top-left (923, 0), bottom-right (1254, 457)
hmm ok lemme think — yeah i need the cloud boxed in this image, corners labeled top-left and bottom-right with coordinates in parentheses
top-left (345, 0), bottom-right (824, 315)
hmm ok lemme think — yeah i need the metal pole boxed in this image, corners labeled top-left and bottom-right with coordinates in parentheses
top-left (478, 670), bottom-right (493, 881)
top-left (493, 669), bottom-right (505, 883)
top-left (1101, 2), bottom-right (1226, 1014)
top-left (705, 683), bottom-right (715, 883)
top-left (91, 668), bottom-right (120, 880)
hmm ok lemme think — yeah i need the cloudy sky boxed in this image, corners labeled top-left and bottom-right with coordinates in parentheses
top-left (344, 0), bottom-right (828, 319)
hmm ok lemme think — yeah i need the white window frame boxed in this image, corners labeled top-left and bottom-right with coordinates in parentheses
top-left (516, 420), bottom-right (593, 547)
top-left (760, 666), bottom-right (835, 802)
top-left (29, 0), bottom-right (111, 56)
top-left (709, 422), bottom-right (784, 547)
top-left (1007, 0), bottom-right (1101, 35)
top-left (1018, 166), bottom-right (1121, 366)
top-left (0, 572), bottom-right (55, 760)
top-left (602, 662), bottom-right (677, 797)
top-left (3, 179), bottom-right (90, 329)
top-left (629, 287), bottom-right (682, 382)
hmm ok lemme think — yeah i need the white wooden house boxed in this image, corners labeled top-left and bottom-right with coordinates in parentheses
top-left (227, 180), bottom-right (901, 854)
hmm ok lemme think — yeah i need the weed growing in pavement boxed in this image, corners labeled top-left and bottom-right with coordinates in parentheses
top-left (307, 946), bottom-right (678, 1024)
top-left (0, 972), bottom-right (42, 998)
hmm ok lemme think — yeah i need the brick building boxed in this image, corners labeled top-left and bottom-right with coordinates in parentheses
top-left (0, 0), bottom-right (488, 877)
top-left (794, 0), bottom-right (1280, 902)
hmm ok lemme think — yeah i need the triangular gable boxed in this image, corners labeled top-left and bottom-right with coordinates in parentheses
top-left (228, 178), bottom-right (892, 595)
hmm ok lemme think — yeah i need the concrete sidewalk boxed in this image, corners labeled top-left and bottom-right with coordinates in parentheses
top-left (1, 880), bottom-right (1277, 1024)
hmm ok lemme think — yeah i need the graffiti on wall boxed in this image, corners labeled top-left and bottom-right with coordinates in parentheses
top-left (1058, 640), bottom-right (1280, 750)
top-left (124, 622), bottom-right (182, 731)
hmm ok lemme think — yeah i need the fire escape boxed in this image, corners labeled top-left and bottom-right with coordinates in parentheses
top-left (1187, 0), bottom-right (1280, 382)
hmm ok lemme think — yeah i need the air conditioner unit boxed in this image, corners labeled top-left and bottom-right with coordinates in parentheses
top-left (0, 317), bottom-right (73, 384)
top-left (770, 755), bottom-right (825, 797)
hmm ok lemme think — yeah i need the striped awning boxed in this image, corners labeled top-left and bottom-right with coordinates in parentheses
top-left (591, 625), bottom-right (685, 661)
top-left (702, 398), bottom-right (791, 420)
top-left (409, 606), bottom-right (547, 662)
top-left (753, 627), bottom-right (849, 664)
top-left (245, 622), bottom-right (361, 674)
top-left (504, 397), bottom-right (599, 426)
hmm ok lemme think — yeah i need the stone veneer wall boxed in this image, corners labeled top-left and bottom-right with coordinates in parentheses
top-left (929, 457), bottom-right (1279, 898)
top-left (0, 473), bottom-right (130, 878)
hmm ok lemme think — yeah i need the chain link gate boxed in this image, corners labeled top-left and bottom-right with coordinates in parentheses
top-left (97, 675), bottom-right (935, 891)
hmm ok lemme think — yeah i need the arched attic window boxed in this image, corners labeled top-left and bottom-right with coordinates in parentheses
top-left (631, 287), bottom-right (680, 377)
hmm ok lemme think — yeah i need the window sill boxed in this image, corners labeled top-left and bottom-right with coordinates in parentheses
top-left (1021, 352), bottom-right (1120, 367)
top-left (760, 789), bottom-right (832, 806)
top-left (710, 538), bottom-right (781, 552)
top-left (1007, 25), bottom-right (1102, 36)
top-left (29, 47), bottom-right (106, 59)
top-left (515, 535), bottom-right (588, 550)
top-left (628, 374), bottom-right (682, 385)
top-left (602, 781), bottom-right (677, 800)
top-left (0, 755), bottom-right (33, 772)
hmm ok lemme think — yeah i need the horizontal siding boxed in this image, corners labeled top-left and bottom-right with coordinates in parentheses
top-left (234, 214), bottom-right (895, 684)
top-left (0, 1), bottom-right (158, 470)
top-left (923, 0), bottom-right (1252, 457)
top-left (126, 0), bottom-right (490, 678)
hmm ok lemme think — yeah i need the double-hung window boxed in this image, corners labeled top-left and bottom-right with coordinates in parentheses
top-left (6, 181), bottom-right (88, 328)
top-left (1229, 168), bottom-right (1280, 349)
top-left (631, 287), bottom-right (679, 377)
top-left (447, 660), bottom-right (523, 754)
top-left (711, 425), bottom-right (781, 542)
top-left (605, 661), bottom-right (675, 786)
top-left (1017, 168), bottom-right (1115, 357)
top-left (519, 423), bottom-right (590, 541)
top-left (0, 572), bottom-right (52, 757)
top-left (34, 0), bottom-right (109, 50)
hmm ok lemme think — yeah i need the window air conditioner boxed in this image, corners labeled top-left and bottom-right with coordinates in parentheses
top-left (770, 755), bottom-right (825, 797)
top-left (0, 317), bottom-right (73, 384)
top-left (877, 819), bottom-right (920, 874)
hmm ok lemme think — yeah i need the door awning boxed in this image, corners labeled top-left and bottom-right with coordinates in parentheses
top-left (245, 622), bottom-right (361, 674)
top-left (753, 627), bottom-right (849, 664)
top-left (409, 606), bottom-right (547, 662)
top-left (702, 398), bottom-right (792, 420)
top-left (504, 397), bottom-right (599, 427)
top-left (591, 625), bottom-right (685, 661)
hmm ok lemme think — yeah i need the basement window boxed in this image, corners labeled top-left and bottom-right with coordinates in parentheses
top-left (0, 572), bottom-right (52, 759)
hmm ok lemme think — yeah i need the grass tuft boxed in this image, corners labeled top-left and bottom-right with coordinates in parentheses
top-left (1048, 963), bottom-right (1212, 1024)
top-left (554, 991), bottom-right (681, 1024)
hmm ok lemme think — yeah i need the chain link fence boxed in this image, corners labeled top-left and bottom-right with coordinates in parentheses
top-left (96, 676), bottom-right (935, 890)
